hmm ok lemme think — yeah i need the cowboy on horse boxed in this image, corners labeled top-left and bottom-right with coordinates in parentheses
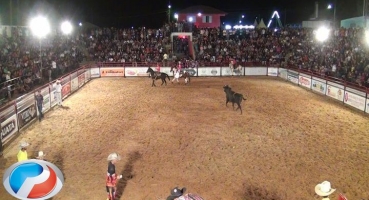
top-left (229, 58), bottom-right (242, 76)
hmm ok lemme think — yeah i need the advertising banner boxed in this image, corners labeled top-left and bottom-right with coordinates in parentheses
top-left (245, 67), bottom-right (267, 75)
top-left (197, 67), bottom-right (221, 76)
top-left (62, 82), bottom-right (71, 99)
top-left (278, 68), bottom-right (287, 80)
top-left (17, 104), bottom-right (37, 129)
top-left (78, 74), bottom-right (85, 87)
top-left (287, 71), bottom-right (298, 84)
top-left (71, 77), bottom-right (79, 92)
top-left (1, 114), bottom-right (18, 143)
top-left (344, 91), bottom-right (366, 111)
top-left (366, 99), bottom-right (369, 114)
top-left (125, 67), bottom-right (148, 76)
top-left (267, 67), bottom-right (278, 76)
top-left (298, 75), bottom-right (312, 89)
top-left (326, 85), bottom-right (344, 101)
top-left (90, 68), bottom-right (100, 78)
top-left (221, 66), bottom-right (243, 76)
top-left (100, 67), bottom-right (125, 77)
top-left (85, 70), bottom-right (90, 82)
top-left (160, 67), bottom-right (172, 76)
top-left (311, 79), bottom-right (327, 95)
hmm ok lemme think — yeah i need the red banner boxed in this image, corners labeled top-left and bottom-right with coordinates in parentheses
top-left (78, 74), bottom-right (85, 87)
top-left (62, 82), bottom-right (71, 99)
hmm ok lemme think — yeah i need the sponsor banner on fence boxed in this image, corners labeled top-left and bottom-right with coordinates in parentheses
top-left (101, 67), bottom-right (125, 77)
top-left (221, 66), bottom-right (243, 76)
top-left (125, 67), bottom-right (149, 76)
top-left (344, 91), bottom-right (366, 111)
top-left (278, 68), bottom-right (287, 80)
top-left (298, 75), bottom-right (311, 89)
top-left (78, 74), bottom-right (85, 87)
top-left (71, 77), bottom-right (79, 92)
top-left (198, 67), bottom-right (221, 76)
top-left (311, 79), bottom-right (326, 95)
top-left (18, 104), bottom-right (37, 129)
top-left (245, 67), bottom-right (267, 75)
top-left (90, 68), bottom-right (100, 78)
top-left (85, 69), bottom-right (90, 81)
top-left (1, 114), bottom-right (18, 143)
top-left (62, 82), bottom-right (71, 99)
top-left (366, 99), bottom-right (369, 114)
top-left (267, 67), bottom-right (278, 76)
top-left (287, 71), bottom-right (298, 84)
top-left (326, 85), bottom-right (344, 101)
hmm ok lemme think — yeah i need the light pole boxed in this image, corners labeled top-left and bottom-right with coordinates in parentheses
top-left (30, 16), bottom-right (50, 80)
top-left (327, 1), bottom-right (336, 27)
top-left (168, 5), bottom-right (171, 23)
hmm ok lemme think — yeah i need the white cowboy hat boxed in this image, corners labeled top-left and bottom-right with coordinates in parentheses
top-left (20, 141), bottom-right (30, 148)
top-left (315, 181), bottom-right (336, 196)
top-left (107, 153), bottom-right (121, 161)
top-left (56, 80), bottom-right (61, 83)
top-left (36, 151), bottom-right (45, 159)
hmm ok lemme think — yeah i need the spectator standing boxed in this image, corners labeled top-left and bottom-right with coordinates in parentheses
top-left (17, 141), bottom-right (30, 162)
top-left (35, 90), bottom-right (44, 122)
top-left (55, 80), bottom-right (63, 106)
top-left (36, 151), bottom-right (46, 160)
top-left (163, 53), bottom-right (168, 66)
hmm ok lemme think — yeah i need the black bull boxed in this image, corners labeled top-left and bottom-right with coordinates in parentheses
top-left (223, 85), bottom-right (247, 114)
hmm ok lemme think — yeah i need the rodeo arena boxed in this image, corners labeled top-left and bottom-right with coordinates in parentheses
top-left (0, 3), bottom-right (369, 200)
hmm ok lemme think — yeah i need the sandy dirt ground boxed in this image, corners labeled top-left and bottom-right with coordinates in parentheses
top-left (0, 76), bottom-right (369, 200)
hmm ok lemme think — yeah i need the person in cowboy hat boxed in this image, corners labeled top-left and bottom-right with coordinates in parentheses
top-left (36, 151), bottom-right (46, 160)
top-left (55, 80), bottom-right (63, 107)
top-left (166, 187), bottom-right (204, 200)
top-left (17, 141), bottom-right (30, 162)
top-left (315, 181), bottom-right (336, 200)
top-left (106, 153), bottom-right (123, 200)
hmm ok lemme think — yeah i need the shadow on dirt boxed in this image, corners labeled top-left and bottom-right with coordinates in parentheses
top-left (116, 151), bottom-right (142, 199)
top-left (241, 183), bottom-right (284, 200)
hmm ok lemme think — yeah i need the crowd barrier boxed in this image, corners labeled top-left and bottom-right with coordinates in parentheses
top-left (1, 64), bottom-right (368, 149)
top-left (0, 66), bottom-right (92, 147)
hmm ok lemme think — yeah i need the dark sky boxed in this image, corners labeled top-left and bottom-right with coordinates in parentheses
top-left (0, 0), bottom-right (366, 28)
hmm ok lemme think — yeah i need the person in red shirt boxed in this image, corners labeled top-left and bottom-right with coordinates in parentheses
top-left (156, 63), bottom-right (161, 72)
top-left (106, 153), bottom-right (123, 200)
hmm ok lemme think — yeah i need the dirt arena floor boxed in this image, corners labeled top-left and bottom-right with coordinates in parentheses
top-left (1, 76), bottom-right (369, 200)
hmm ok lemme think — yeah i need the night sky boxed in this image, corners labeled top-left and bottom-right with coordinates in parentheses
top-left (0, 0), bottom-right (366, 28)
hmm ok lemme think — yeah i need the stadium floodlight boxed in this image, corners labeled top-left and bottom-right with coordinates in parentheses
top-left (225, 25), bottom-right (232, 30)
top-left (315, 27), bottom-right (330, 42)
top-left (365, 30), bottom-right (369, 45)
top-left (327, 4), bottom-right (332, 9)
top-left (79, 22), bottom-right (82, 26)
top-left (198, 12), bottom-right (202, 16)
top-left (168, 5), bottom-right (171, 9)
top-left (242, 15), bottom-right (244, 18)
top-left (189, 17), bottom-right (193, 22)
top-left (29, 16), bottom-right (50, 38)
top-left (61, 21), bottom-right (73, 35)
top-left (174, 13), bottom-right (178, 19)
top-left (239, 20), bottom-right (241, 24)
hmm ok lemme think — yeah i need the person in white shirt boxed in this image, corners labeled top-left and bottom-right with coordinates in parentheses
top-left (55, 80), bottom-right (63, 106)
top-left (163, 53), bottom-right (168, 66)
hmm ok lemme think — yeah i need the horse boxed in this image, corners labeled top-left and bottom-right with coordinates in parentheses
top-left (223, 85), bottom-right (247, 114)
top-left (229, 62), bottom-right (243, 76)
top-left (146, 67), bottom-right (170, 87)
top-left (170, 66), bottom-right (191, 85)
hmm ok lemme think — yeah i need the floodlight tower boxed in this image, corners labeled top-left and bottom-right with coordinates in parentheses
top-left (30, 16), bottom-right (50, 80)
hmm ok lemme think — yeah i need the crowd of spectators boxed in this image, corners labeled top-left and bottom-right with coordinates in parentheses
top-left (190, 27), bottom-right (369, 87)
top-left (1, 23), bottom-right (369, 104)
top-left (0, 27), bottom-right (84, 102)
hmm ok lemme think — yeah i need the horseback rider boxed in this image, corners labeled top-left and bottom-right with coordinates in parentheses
top-left (106, 153), bottom-right (123, 200)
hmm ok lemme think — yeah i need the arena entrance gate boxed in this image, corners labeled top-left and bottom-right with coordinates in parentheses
top-left (170, 32), bottom-right (194, 60)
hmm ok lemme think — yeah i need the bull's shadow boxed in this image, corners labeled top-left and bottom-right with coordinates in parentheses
top-left (116, 151), bottom-right (142, 199)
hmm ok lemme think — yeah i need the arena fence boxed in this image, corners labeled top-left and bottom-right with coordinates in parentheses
top-left (1, 63), bottom-right (368, 150)
top-left (0, 66), bottom-right (91, 148)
